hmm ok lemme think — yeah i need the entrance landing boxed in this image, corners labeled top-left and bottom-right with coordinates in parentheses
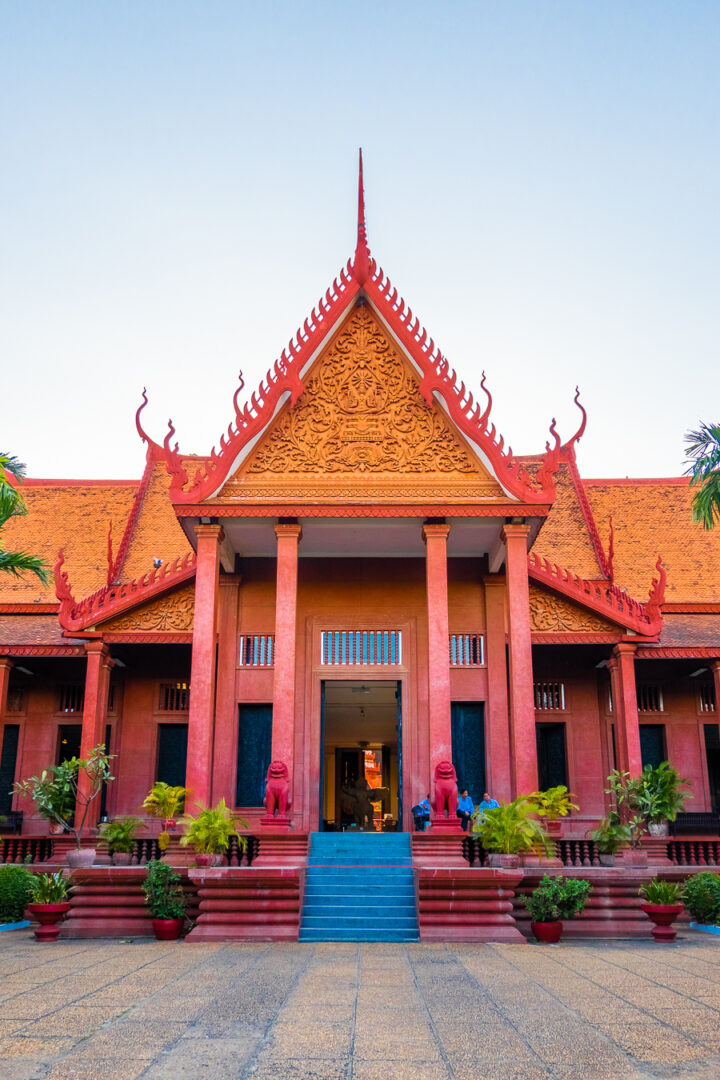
top-left (299, 832), bottom-right (419, 942)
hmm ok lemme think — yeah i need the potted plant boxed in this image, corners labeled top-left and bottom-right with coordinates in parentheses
top-left (13, 746), bottom-right (114, 867)
top-left (97, 816), bottom-right (147, 865)
top-left (528, 786), bottom-right (579, 836)
top-left (141, 782), bottom-right (189, 853)
top-left (681, 871), bottom-right (720, 930)
top-left (0, 864), bottom-right (35, 930)
top-left (142, 859), bottom-right (186, 940)
top-left (587, 816), bottom-right (631, 867)
top-left (522, 873), bottom-right (592, 943)
top-left (638, 877), bottom-right (684, 942)
top-left (472, 797), bottom-right (550, 868)
top-left (179, 798), bottom-right (247, 866)
top-left (637, 762), bottom-right (692, 837)
top-left (605, 770), bottom-right (648, 866)
top-left (27, 872), bottom-right (72, 942)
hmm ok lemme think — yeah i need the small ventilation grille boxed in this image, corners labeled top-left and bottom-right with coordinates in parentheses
top-left (321, 631), bottom-right (402, 666)
top-left (449, 634), bottom-right (484, 667)
top-left (159, 682), bottom-right (190, 712)
top-left (239, 635), bottom-right (275, 667)
top-left (533, 681), bottom-right (566, 711)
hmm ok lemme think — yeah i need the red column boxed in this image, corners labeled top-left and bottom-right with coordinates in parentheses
top-left (423, 523), bottom-right (453, 771)
top-left (713, 661), bottom-right (720, 743)
top-left (76, 642), bottom-right (113, 829)
top-left (483, 577), bottom-right (512, 802)
top-left (0, 658), bottom-right (12, 717)
top-left (211, 579), bottom-right (241, 805)
top-left (186, 523), bottom-right (223, 808)
top-left (502, 524), bottom-right (538, 796)
top-left (608, 643), bottom-right (642, 775)
top-left (269, 523), bottom-right (302, 816)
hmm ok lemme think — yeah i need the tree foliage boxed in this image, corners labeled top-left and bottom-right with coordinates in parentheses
top-left (685, 423), bottom-right (720, 530)
top-left (0, 452), bottom-right (48, 582)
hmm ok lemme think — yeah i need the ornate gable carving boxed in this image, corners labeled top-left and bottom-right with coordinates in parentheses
top-left (529, 585), bottom-right (618, 634)
top-left (101, 585), bottom-right (195, 633)
top-left (218, 304), bottom-right (506, 503)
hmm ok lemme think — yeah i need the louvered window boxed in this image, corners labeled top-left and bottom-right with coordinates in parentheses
top-left (449, 634), bottom-right (484, 667)
top-left (637, 685), bottom-right (664, 713)
top-left (59, 685), bottom-right (84, 714)
top-left (321, 630), bottom-right (402, 666)
top-left (159, 682), bottom-right (190, 712)
top-left (239, 635), bottom-right (275, 667)
top-left (6, 688), bottom-right (25, 714)
top-left (699, 684), bottom-right (716, 713)
top-left (533, 681), bottom-right (566, 711)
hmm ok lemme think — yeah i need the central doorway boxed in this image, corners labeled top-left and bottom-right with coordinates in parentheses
top-left (320, 679), bottom-right (402, 831)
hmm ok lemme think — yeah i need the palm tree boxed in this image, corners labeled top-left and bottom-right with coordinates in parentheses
top-left (685, 424), bottom-right (720, 531)
top-left (0, 453), bottom-right (48, 582)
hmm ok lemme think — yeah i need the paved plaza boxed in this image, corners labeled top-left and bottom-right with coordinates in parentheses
top-left (1, 935), bottom-right (720, 1079)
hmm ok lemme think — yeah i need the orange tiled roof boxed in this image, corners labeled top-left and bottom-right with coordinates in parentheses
top-left (120, 462), bottom-right (193, 583)
top-left (0, 614), bottom-right (83, 646)
top-left (531, 461), bottom-right (605, 580)
top-left (0, 481), bottom-right (138, 603)
top-left (585, 479), bottom-right (720, 604)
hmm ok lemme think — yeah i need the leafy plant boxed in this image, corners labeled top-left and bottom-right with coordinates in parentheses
top-left (179, 799), bottom-right (247, 855)
top-left (528, 786), bottom-right (579, 819)
top-left (0, 864), bottom-right (35, 922)
top-left (685, 422), bottom-right (720, 529)
top-left (142, 859), bottom-right (186, 920)
top-left (605, 770), bottom-right (646, 848)
top-left (30, 872), bottom-right (70, 904)
top-left (522, 874), bottom-right (592, 922)
top-left (97, 816), bottom-right (146, 855)
top-left (639, 878), bottom-right (681, 905)
top-left (587, 816), bottom-right (631, 855)
top-left (13, 746), bottom-right (114, 849)
top-left (637, 762), bottom-right (692, 824)
top-left (682, 872), bottom-right (720, 924)
top-left (142, 782), bottom-right (189, 820)
top-left (0, 452), bottom-right (49, 582)
top-left (472, 797), bottom-right (550, 856)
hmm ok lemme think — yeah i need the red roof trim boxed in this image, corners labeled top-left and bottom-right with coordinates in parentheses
top-left (175, 503), bottom-right (551, 519)
top-left (0, 604), bottom-right (59, 614)
top-left (0, 645), bottom-right (85, 657)
top-left (55, 550), bottom-right (196, 632)
top-left (532, 633), bottom-right (623, 644)
top-left (528, 551), bottom-right (665, 636)
top-left (565, 447), bottom-right (610, 580)
top-left (584, 477), bottom-right (690, 487)
top-left (636, 646), bottom-right (720, 659)
top-left (101, 632), bottom-right (194, 645)
top-left (22, 478), bottom-right (139, 487)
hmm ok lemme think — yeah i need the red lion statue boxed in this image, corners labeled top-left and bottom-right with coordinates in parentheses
top-left (432, 760), bottom-right (458, 818)
top-left (264, 760), bottom-right (291, 818)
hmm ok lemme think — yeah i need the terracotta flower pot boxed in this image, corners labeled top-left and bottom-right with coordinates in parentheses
top-left (543, 818), bottom-right (563, 837)
top-left (67, 848), bottom-right (96, 869)
top-left (622, 849), bottom-right (648, 867)
top-left (162, 819), bottom-right (177, 833)
top-left (648, 821), bottom-right (669, 838)
top-left (487, 853), bottom-right (520, 869)
top-left (151, 918), bottom-right (184, 941)
top-left (598, 853), bottom-right (616, 867)
top-left (111, 852), bottom-right (133, 866)
top-left (531, 920), bottom-right (563, 944)
top-left (28, 902), bottom-right (71, 942)
top-left (195, 853), bottom-right (224, 868)
top-left (640, 903), bottom-right (684, 943)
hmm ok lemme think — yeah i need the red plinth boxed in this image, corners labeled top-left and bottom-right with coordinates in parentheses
top-left (430, 816), bottom-right (464, 835)
top-left (259, 815), bottom-right (291, 831)
top-left (186, 867), bottom-right (304, 941)
top-left (415, 867), bottom-right (526, 943)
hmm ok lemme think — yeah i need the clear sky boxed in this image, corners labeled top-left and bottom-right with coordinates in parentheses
top-left (2, 1), bottom-right (718, 481)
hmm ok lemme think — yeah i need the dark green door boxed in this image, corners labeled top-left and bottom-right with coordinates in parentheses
top-left (451, 702), bottom-right (486, 803)
top-left (156, 724), bottom-right (188, 788)
top-left (236, 704), bottom-right (272, 807)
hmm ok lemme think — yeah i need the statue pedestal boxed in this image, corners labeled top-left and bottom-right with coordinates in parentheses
top-left (430, 816), bottom-right (463, 834)
top-left (259, 815), bottom-right (291, 831)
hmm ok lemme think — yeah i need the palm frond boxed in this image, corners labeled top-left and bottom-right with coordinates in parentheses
top-left (0, 549), bottom-right (49, 584)
top-left (0, 453), bottom-right (27, 483)
top-left (684, 423), bottom-right (720, 530)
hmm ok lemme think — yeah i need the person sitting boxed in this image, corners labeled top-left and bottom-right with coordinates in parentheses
top-left (412, 794), bottom-right (431, 831)
top-left (476, 791), bottom-right (500, 818)
top-left (456, 789), bottom-right (474, 831)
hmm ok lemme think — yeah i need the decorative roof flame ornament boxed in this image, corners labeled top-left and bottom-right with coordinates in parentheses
top-left (106, 521), bottom-right (114, 586)
top-left (561, 387), bottom-right (587, 452)
top-left (647, 555), bottom-right (667, 618)
top-left (607, 516), bottom-right (615, 584)
top-left (352, 148), bottom-right (372, 285)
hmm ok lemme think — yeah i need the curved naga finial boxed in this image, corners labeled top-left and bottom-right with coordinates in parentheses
top-left (232, 371), bottom-right (246, 425)
top-left (163, 419), bottom-right (178, 455)
top-left (106, 521), bottom-right (114, 586)
top-left (647, 554), bottom-right (667, 611)
top-left (352, 147), bottom-right (371, 285)
top-left (135, 388), bottom-right (151, 443)
top-left (607, 516), bottom-right (615, 584)
top-left (561, 386), bottom-right (587, 451)
top-left (478, 371), bottom-right (493, 429)
top-left (54, 549), bottom-right (77, 627)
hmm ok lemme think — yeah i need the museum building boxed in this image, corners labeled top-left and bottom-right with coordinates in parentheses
top-left (2, 159), bottom-right (720, 845)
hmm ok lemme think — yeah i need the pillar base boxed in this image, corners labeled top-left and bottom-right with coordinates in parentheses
top-left (430, 816), bottom-right (464, 834)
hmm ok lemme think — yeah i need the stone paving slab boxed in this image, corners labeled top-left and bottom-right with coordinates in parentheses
top-left (2, 933), bottom-right (720, 1077)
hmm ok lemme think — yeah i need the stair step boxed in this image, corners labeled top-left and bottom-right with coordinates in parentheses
top-left (300, 929), bottom-right (419, 942)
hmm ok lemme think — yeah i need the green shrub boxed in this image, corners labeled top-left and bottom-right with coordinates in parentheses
top-left (0, 864), bottom-right (35, 923)
top-left (639, 878), bottom-right (680, 905)
top-left (682, 872), bottom-right (720, 924)
top-left (523, 874), bottom-right (592, 923)
top-left (142, 860), bottom-right (186, 920)
top-left (30, 872), bottom-right (70, 904)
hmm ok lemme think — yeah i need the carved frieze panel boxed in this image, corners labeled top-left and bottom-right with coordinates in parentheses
top-left (101, 585), bottom-right (195, 633)
top-left (529, 585), bottom-right (617, 634)
top-left (220, 305), bottom-right (505, 502)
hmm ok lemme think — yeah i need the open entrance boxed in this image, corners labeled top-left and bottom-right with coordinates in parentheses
top-left (321, 680), bottom-right (401, 831)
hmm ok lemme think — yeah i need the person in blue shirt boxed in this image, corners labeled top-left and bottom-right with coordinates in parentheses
top-left (456, 789), bottom-right (474, 831)
top-left (477, 791), bottom-right (500, 817)
top-left (413, 794), bottom-right (431, 831)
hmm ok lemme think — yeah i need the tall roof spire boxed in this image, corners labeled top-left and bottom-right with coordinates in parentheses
top-left (353, 147), bottom-right (371, 284)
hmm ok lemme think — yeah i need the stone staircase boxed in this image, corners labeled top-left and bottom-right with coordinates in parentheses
top-left (299, 832), bottom-right (419, 942)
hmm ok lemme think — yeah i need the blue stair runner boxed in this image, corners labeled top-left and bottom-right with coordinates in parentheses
top-left (299, 832), bottom-right (419, 942)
